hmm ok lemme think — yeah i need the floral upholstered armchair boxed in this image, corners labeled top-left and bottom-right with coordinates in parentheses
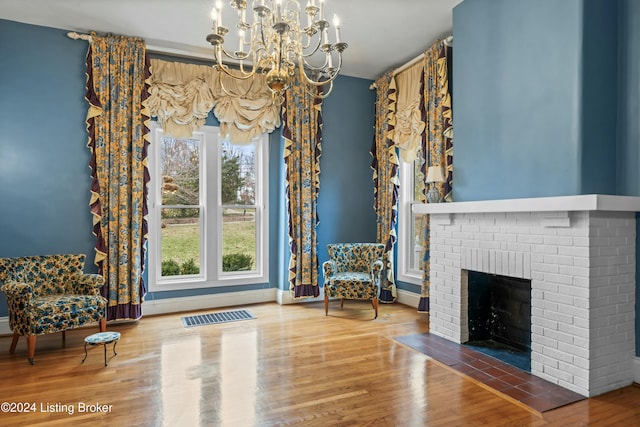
top-left (0, 254), bottom-right (107, 364)
top-left (323, 243), bottom-right (386, 319)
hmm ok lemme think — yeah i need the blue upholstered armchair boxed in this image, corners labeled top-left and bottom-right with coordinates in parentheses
top-left (0, 254), bottom-right (107, 364)
top-left (323, 243), bottom-right (386, 319)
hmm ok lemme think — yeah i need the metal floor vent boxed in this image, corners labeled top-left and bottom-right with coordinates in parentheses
top-left (181, 309), bottom-right (255, 328)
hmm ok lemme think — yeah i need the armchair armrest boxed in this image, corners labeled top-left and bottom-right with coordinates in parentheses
top-left (322, 260), bottom-right (337, 278)
top-left (1, 281), bottom-right (34, 300)
top-left (71, 274), bottom-right (105, 295)
top-left (371, 260), bottom-right (384, 276)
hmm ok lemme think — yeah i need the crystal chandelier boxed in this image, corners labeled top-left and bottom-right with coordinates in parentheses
top-left (206, 0), bottom-right (347, 103)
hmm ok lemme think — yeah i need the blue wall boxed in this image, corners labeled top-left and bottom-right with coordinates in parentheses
top-left (617, 1), bottom-right (640, 194)
top-left (617, 0), bottom-right (640, 356)
top-left (317, 76), bottom-right (377, 275)
top-left (0, 19), bottom-right (377, 315)
top-left (453, 0), bottom-right (640, 355)
top-left (454, 0), bottom-right (584, 201)
top-left (0, 21), bottom-right (98, 317)
top-left (580, 0), bottom-right (619, 194)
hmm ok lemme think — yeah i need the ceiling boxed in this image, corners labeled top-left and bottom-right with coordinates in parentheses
top-left (0, 0), bottom-right (462, 80)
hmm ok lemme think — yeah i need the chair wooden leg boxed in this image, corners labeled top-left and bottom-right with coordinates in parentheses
top-left (62, 331), bottom-right (66, 343)
top-left (27, 336), bottom-right (36, 365)
top-left (99, 318), bottom-right (107, 332)
top-left (372, 297), bottom-right (378, 319)
top-left (324, 295), bottom-right (329, 316)
top-left (340, 298), bottom-right (344, 308)
top-left (9, 333), bottom-right (19, 354)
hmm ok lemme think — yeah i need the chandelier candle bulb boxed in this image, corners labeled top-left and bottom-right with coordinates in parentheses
top-left (333, 14), bottom-right (340, 43)
top-left (275, 0), bottom-right (282, 20)
top-left (320, 0), bottom-right (325, 19)
top-left (211, 8), bottom-right (218, 33)
top-left (216, 0), bottom-right (223, 27)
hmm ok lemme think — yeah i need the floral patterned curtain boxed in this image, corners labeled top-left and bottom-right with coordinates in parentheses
top-left (86, 33), bottom-right (150, 320)
top-left (418, 40), bottom-right (453, 312)
top-left (371, 73), bottom-right (400, 303)
top-left (283, 74), bottom-right (323, 298)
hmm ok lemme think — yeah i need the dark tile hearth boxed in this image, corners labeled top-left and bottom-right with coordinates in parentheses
top-left (465, 340), bottom-right (531, 372)
top-left (395, 332), bottom-right (585, 413)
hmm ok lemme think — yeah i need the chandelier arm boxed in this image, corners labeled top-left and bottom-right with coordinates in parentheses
top-left (217, 64), bottom-right (258, 80)
top-left (299, 71), bottom-right (337, 87)
top-left (300, 78), bottom-right (334, 99)
top-left (217, 69), bottom-right (255, 99)
top-left (238, 60), bottom-right (257, 76)
top-left (301, 56), bottom-right (329, 72)
top-left (258, 15), bottom-right (269, 54)
top-left (300, 50), bottom-right (342, 86)
top-left (300, 34), bottom-right (323, 58)
top-left (312, 48), bottom-right (343, 77)
top-left (218, 44), bottom-right (251, 63)
top-left (215, 45), bottom-right (256, 81)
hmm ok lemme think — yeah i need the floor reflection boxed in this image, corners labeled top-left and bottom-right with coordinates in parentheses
top-left (220, 329), bottom-right (257, 426)
top-left (161, 335), bottom-right (201, 426)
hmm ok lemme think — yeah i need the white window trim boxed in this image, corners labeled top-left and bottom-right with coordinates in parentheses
top-left (148, 122), bottom-right (269, 292)
top-left (397, 158), bottom-right (424, 286)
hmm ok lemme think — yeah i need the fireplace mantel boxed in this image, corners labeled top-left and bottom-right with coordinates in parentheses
top-left (413, 194), bottom-right (640, 215)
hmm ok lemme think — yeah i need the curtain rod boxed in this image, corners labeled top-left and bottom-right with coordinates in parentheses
top-left (67, 31), bottom-right (221, 63)
top-left (369, 35), bottom-right (452, 90)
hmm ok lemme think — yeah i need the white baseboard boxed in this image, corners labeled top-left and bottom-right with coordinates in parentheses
top-left (396, 288), bottom-right (421, 308)
top-left (142, 288), bottom-right (278, 317)
top-left (276, 288), bottom-right (325, 305)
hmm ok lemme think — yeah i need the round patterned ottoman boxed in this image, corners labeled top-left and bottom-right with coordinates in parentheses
top-left (81, 331), bottom-right (121, 366)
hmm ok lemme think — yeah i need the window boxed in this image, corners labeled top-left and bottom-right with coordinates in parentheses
top-left (148, 123), bottom-right (269, 291)
top-left (398, 148), bottom-right (427, 284)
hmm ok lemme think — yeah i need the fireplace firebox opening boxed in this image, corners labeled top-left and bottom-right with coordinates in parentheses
top-left (465, 270), bottom-right (532, 372)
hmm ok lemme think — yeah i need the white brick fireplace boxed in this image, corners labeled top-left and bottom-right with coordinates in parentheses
top-left (414, 195), bottom-right (639, 397)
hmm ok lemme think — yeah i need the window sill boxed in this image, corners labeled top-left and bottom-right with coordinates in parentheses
top-left (397, 271), bottom-right (423, 286)
top-left (150, 273), bottom-right (269, 292)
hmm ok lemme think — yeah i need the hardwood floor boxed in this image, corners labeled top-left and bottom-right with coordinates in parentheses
top-left (0, 301), bottom-right (638, 426)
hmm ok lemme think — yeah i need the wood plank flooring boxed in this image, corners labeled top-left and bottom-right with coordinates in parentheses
top-left (0, 301), bottom-right (638, 426)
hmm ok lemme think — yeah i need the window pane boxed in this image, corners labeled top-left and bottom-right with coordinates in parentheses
top-left (161, 208), bottom-right (201, 276)
top-left (222, 207), bottom-right (256, 272)
top-left (161, 137), bottom-right (200, 205)
top-left (410, 212), bottom-right (428, 270)
top-left (221, 140), bottom-right (256, 205)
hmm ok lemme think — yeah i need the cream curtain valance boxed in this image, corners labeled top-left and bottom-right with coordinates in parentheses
top-left (393, 61), bottom-right (425, 162)
top-left (147, 59), bottom-right (281, 144)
